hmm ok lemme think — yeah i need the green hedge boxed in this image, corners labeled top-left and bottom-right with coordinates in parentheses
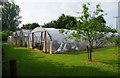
top-left (1, 31), bottom-right (12, 41)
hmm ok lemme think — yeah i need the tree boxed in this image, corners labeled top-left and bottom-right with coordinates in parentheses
top-left (43, 20), bottom-right (57, 28)
top-left (106, 33), bottom-right (119, 46)
top-left (43, 14), bottom-right (78, 29)
top-left (21, 23), bottom-right (40, 29)
top-left (61, 3), bottom-right (117, 61)
top-left (2, 1), bottom-right (21, 31)
top-left (77, 3), bottom-right (117, 61)
top-left (55, 14), bottom-right (77, 29)
top-left (2, 30), bottom-right (12, 41)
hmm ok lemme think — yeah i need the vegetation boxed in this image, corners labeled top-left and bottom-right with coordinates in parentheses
top-left (21, 23), bottom-right (40, 29)
top-left (107, 34), bottom-right (120, 46)
top-left (2, 43), bottom-right (119, 76)
top-left (59, 3), bottom-right (117, 61)
top-left (40, 3), bottom-right (118, 62)
top-left (2, 1), bottom-right (21, 31)
top-left (43, 14), bottom-right (78, 29)
top-left (2, 1), bottom-right (118, 62)
top-left (1, 0), bottom-right (21, 41)
top-left (1, 31), bottom-right (12, 41)
top-left (2, 2), bottom-right (119, 77)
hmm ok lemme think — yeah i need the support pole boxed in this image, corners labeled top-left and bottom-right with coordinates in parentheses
top-left (32, 33), bottom-right (34, 49)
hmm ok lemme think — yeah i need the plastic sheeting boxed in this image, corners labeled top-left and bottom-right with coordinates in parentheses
top-left (20, 29), bottom-right (32, 47)
top-left (29, 27), bottom-right (87, 54)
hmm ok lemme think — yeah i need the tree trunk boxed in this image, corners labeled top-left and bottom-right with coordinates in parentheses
top-left (89, 45), bottom-right (92, 61)
top-left (88, 39), bottom-right (93, 61)
top-left (87, 45), bottom-right (89, 59)
top-left (89, 48), bottom-right (92, 61)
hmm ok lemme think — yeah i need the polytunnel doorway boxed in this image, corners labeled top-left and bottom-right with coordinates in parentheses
top-left (32, 32), bottom-right (44, 50)
top-left (29, 27), bottom-right (52, 54)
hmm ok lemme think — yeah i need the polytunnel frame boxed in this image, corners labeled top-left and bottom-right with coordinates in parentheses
top-left (30, 27), bottom-right (88, 54)
top-left (13, 30), bottom-right (21, 46)
top-left (20, 29), bottom-right (32, 47)
top-left (44, 28), bottom-right (72, 53)
top-left (30, 27), bottom-right (53, 54)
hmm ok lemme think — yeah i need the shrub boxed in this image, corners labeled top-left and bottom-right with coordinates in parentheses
top-left (115, 37), bottom-right (120, 46)
top-left (1, 31), bottom-right (12, 41)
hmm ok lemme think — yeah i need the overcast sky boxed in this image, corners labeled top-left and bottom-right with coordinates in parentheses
top-left (13, 0), bottom-right (119, 28)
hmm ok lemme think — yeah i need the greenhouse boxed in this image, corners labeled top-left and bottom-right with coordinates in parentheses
top-left (19, 29), bottom-right (32, 47)
top-left (11, 29), bottom-right (32, 47)
top-left (28, 27), bottom-right (88, 54)
top-left (12, 30), bottom-right (21, 45)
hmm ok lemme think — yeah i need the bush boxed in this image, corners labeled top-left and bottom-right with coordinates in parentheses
top-left (115, 37), bottom-right (120, 46)
top-left (1, 31), bottom-right (12, 41)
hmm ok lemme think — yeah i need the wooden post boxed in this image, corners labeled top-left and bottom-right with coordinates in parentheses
top-left (41, 32), bottom-right (44, 51)
top-left (32, 33), bottom-right (34, 49)
top-left (50, 41), bottom-right (52, 54)
top-left (41, 32), bottom-right (43, 45)
top-left (44, 31), bottom-right (47, 53)
top-left (10, 60), bottom-right (17, 77)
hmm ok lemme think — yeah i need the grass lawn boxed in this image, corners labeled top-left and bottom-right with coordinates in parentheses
top-left (2, 43), bottom-right (119, 76)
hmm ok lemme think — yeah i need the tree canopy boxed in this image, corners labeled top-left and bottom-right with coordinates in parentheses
top-left (60, 3), bottom-right (117, 61)
top-left (43, 14), bottom-right (78, 29)
top-left (21, 23), bottom-right (40, 29)
top-left (2, 1), bottom-right (21, 31)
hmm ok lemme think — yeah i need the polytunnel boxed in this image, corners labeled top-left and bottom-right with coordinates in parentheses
top-left (19, 29), bottom-right (32, 47)
top-left (29, 27), bottom-right (88, 54)
top-left (12, 30), bottom-right (21, 45)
